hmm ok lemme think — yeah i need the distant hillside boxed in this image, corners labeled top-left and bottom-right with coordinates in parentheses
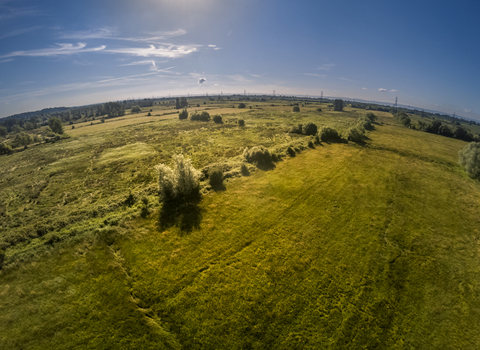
top-left (1, 107), bottom-right (70, 121)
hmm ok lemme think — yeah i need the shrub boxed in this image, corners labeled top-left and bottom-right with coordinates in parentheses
top-left (308, 140), bottom-right (314, 148)
top-left (240, 164), bottom-right (250, 176)
top-left (131, 105), bottom-right (141, 113)
top-left (333, 99), bottom-right (343, 111)
top-left (243, 146), bottom-right (273, 168)
top-left (366, 112), bottom-right (377, 122)
top-left (316, 108), bottom-right (322, 112)
top-left (438, 124), bottom-right (453, 137)
top-left (48, 117), bottom-right (64, 134)
top-left (459, 142), bottom-right (480, 179)
top-left (0, 249), bottom-right (5, 269)
top-left (320, 127), bottom-right (341, 142)
top-left (314, 135), bottom-right (321, 144)
top-left (190, 111), bottom-right (210, 122)
top-left (238, 119), bottom-right (245, 127)
top-left (155, 154), bottom-right (201, 203)
top-left (293, 106), bottom-right (300, 112)
top-left (238, 103), bottom-right (246, 109)
top-left (212, 115), bottom-right (223, 124)
top-left (0, 143), bottom-right (12, 155)
top-left (302, 122), bottom-right (318, 136)
top-left (208, 167), bottom-right (223, 186)
top-left (14, 132), bottom-right (32, 148)
top-left (179, 108), bottom-right (188, 120)
top-left (287, 146), bottom-right (296, 157)
top-left (454, 125), bottom-right (473, 141)
top-left (357, 116), bottom-right (374, 131)
top-left (289, 124), bottom-right (302, 134)
top-left (147, 112), bottom-right (151, 116)
top-left (140, 197), bottom-right (149, 218)
top-left (0, 126), bottom-right (7, 137)
top-left (347, 127), bottom-right (366, 143)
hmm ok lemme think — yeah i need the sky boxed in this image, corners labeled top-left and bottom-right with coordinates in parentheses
top-left (0, 0), bottom-right (479, 120)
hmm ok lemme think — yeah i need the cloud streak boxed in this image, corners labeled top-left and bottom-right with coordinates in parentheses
top-left (378, 88), bottom-right (387, 92)
top-left (0, 43), bottom-right (106, 59)
top-left (105, 44), bottom-right (198, 59)
top-left (0, 26), bottom-right (42, 40)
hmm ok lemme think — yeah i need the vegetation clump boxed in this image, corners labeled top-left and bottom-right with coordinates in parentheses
top-left (212, 115), bottom-right (223, 124)
top-left (155, 154), bottom-right (201, 203)
top-left (357, 116), bottom-right (374, 131)
top-left (48, 117), bottom-right (64, 134)
top-left (293, 106), bottom-right (300, 112)
top-left (289, 124), bottom-right (303, 134)
top-left (459, 142), bottom-right (480, 179)
top-left (333, 99), bottom-right (343, 111)
top-left (240, 164), bottom-right (250, 176)
top-left (179, 108), bottom-right (188, 120)
top-left (190, 111), bottom-right (210, 122)
top-left (0, 143), bottom-right (12, 155)
top-left (347, 126), bottom-right (366, 143)
top-left (302, 122), bottom-right (318, 135)
top-left (131, 105), bottom-right (141, 114)
top-left (238, 119), bottom-right (245, 127)
top-left (243, 146), bottom-right (274, 168)
top-left (320, 127), bottom-right (341, 142)
top-left (287, 146), bottom-right (296, 157)
top-left (208, 167), bottom-right (224, 186)
top-left (238, 103), bottom-right (246, 109)
top-left (366, 112), bottom-right (377, 122)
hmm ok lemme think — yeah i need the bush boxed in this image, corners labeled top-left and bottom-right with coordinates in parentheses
top-left (357, 116), bottom-right (374, 131)
top-left (48, 117), bottom-right (64, 134)
top-left (366, 112), bottom-right (377, 122)
top-left (212, 115), bottom-right (223, 124)
top-left (238, 103), bottom-right (246, 109)
top-left (208, 167), bottom-right (223, 186)
top-left (302, 122), bottom-right (318, 136)
top-left (438, 124), bottom-right (453, 137)
top-left (0, 249), bottom-right (5, 269)
top-left (316, 108), bottom-right (322, 112)
top-left (454, 125), bottom-right (473, 141)
top-left (140, 197), bottom-right (149, 218)
top-left (155, 154), bottom-right (201, 203)
top-left (347, 127), bottom-right (366, 143)
top-left (190, 111), bottom-right (210, 122)
top-left (14, 132), bottom-right (32, 148)
top-left (314, 135), bottom-right (321, 144)
top-left (293, 106), bottom-right (300, 112)
top-left (131, 105), bottom-right (141, 113)
top-left (289, 124), bottom-right (303, 134)
top-left (243, 146), bottom-right (274, 168)
top-left (459, 142), bottom-right (480, 179)
top-left (0, 143), bottom-right (13, 155)
top-left (308, 140), bottom-right (314, 148)
top-left (147, 112), bottom-right (151, 116)
top-left (287, 146), bottom-right (296, 157)
top-left (238, 119), bottom-right (245, 127)
top-left (240, 164), bottom-right (250, 176)
top-left (320, 127), bottom-right (341, 142)
top-left (333, 99), bottom-right (343, 111)
top-left (179, 108), bottom-right (188, 120)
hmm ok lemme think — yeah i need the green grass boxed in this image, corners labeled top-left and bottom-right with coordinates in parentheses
top-left (1, 101), bottom-right (480, 348)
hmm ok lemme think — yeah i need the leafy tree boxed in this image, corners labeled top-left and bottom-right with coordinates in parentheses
top-left (238, 103), bottom-right (246, 109)
top-left (243, 146), bottom-right (274, 168)
top-left (180, 97), bottom-right (188, 108)
top-left (208, 167), bottom-right (223, 186)
top-left (155, 154), bottom-right (201, 203)
top-left (190, 111), bottom-right (210, 121)
top-left (454, 125), bottom-right (473, 141)
top-left (48, 117), bottom-right (64, 134)
top-left (366, 112), bottom-right (377, 122)
top-left (0, 126), bottom-right (7, 138)
top-left (179, 108), bottom-right (188, 120)
top-left (0, 143), bottom-right (12, 155)
top-left (212, 115), bottom-right (223, 123)
top-left (303, 122), bottom-right (318, 136)
top-left (401, 116), bottom-right (411, 127)
top-left (438, 124), bottom-right (453, 137)
top-left (175, 98), bottom-right (181, 109)
top-left (292, 106), bottom-right (300, 112)
top-left (459, 142), bottom-right (480, 179)
top-left (238, 119), bottom-right (245, 126)
top-left (131, 105), bottom-right (141, 114)
top-left (14, 132), bottom-right (32, 147)
top-left (333, 99), bottom-right (343, 111)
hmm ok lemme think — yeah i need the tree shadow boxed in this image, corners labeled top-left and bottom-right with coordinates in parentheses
top-left (158, 192), bottom-right (203, 233)
top-left (211, 183), bottom-right (226, 192)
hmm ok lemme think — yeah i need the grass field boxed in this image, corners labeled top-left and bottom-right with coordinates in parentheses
top-left (1, 100), bottom-right (479, 349)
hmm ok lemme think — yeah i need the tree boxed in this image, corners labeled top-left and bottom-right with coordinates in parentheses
top-left (333, 99), bottom-right (343, 111)
top-left (175, 98), bottom-right (181, 109)
top-left (238, 103), bottom-right (246, 109)
top-left (0, 126), bottom-right (7, 138)
top-left (131, 105), bottom-right (141, 114)
top-left (155, 154), bottom-right (201, 203)
top-left (292, 106), bottom-right (300, 112)
top-left (179, 108), bottom-right (188, 120)
top-left (459, 142), bottom-right (480, 179)
top-left (48, 117), bottom-right (64, 134)
top-left (14, 132), bottom-right (32, 147)
top-left (212, 115), bottom-right (223, 123)
top-left (302, 122), bottom-right (317, 135)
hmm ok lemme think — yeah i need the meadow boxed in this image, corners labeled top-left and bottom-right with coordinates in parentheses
top-left (1, 99), bottom-right (479, 349)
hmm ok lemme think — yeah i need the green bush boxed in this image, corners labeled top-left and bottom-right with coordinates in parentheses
top-left (459, 142), bottom-right (480, 179)
top-left (287, 146), bottom-right (296, 157)
top-left (0, 143), bottom-right (13, 155)
top-left (316, 108), bottom-right (322, 112)
top-left (48, 116), bottom-right (64, 134)
top-left (308, 140), bottom-right (314, 148)
top-left (243, 146), bottom-right (274, 168)
top-left (302, 122), bottom-right (318, 136)
top-left (293, 106), bottom-right (300, 112)
top-left (366, 112), bottom-right (377, 122)
top-left (314, 135), bottom-right (321, 144)
top-left (131, 105), bottom-right (141, 114)
top-left (212, 115), bottom-right (223, 124)
top-left (240, 164), bottom-right (250, 176)
top-left (238, 119), bottom-right (245, 127)
top-left (347, 127), bottom-right (366, 143)
top-left (357, 116), bottom-right (374, 131)
top-left (155, 154), bottom-right (201, 203)
top-left (320, 127), bottom-right (341, 142)
top-left (208, 167), bottom-right (224, 186)
top-left (190, 111), bottom-right (210, 122)
top-left (0, 249), bottom-right (4, 270)
top-left (179, 108), bottom-right (188, 120)
top-left (238, 103), bottom-right (246, 109)
top-left (289, 124), bottom-right (302, 134)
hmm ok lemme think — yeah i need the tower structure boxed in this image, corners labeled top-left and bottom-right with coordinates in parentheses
top-left (394, 97), bottom-right (398, 108)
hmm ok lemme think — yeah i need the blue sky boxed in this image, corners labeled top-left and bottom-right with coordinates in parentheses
top-left (0, 0), bottom-right (479, 120)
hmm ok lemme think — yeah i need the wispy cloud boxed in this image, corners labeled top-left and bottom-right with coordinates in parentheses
top-left (465, 109), bottom-right (471, 112)
top-left (227, 74), bottom-right (252, 83)
top-left (362, 87), bottom-right (368, 90)
top-left (303, 73), bottom-right (326, 78)
top-left (0, 58), bottom-right (12, 63)
top-left (0, 26), bottom-right (42, 40)
top-left (390, 89), bottom-right (398, 92)
top-left (60, 27), bottom-right (119, 40)
top-left (339, 77), bottom-right (355, 82)
top-left (106, 44), bottom-right (198, 59)
top-left (0, 43), bottom-right (106, 59)
top-left (0, 2), bottom-right (39, 21)
top-left (378, 88), bottom-right (387, 92)
top-left (317, 63), bottom-right (336, 71)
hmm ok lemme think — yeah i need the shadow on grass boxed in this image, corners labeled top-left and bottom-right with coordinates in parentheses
top-left (256, 161), bottom-right (276, 171)
top-left (158, 193), bottom-right (203, 233)
top-left (211, 183), bottom-right (226, 192)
